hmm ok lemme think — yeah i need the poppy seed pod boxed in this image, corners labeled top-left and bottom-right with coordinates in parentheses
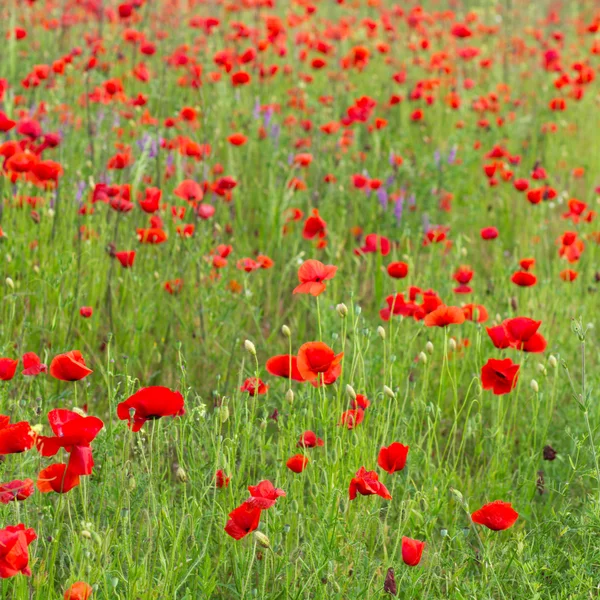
top-left (244, 340), bottom-right (257, 356)
top-left (336, 303), bottom-right (348, 318)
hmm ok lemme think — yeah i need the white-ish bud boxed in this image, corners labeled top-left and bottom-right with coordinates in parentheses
top-left (336, 303), bottom-right (348, 318)
top-left (346, 384), bottom-right (356, 400)
top-left (254, 531), bottom-right (271, 548)
top-left (281, 325), bottom-right (291, 338)
top-left (377, 326), bottom-right (386, 340)
top-left (383, 385), bottom-right (396, 399)
top-left (244, 340), bottom-right (256, 356)
top-left (425, 341), bottom-right (434, 354)
top-left (285, 389), bottom-right (294, 404)
top-left (5, 277), bottom-right (14, 289)
top-left (448, 338), bottom-right (457, 351)
top-left (530, 379), bottom-right (539, 393)
top-left (419, 351), bottom-right (428, 364)
top-left (548, 355), bottom-right (558, 369)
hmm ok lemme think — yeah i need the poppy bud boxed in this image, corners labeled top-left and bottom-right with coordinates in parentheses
top-left (128, 476), bottom-right (136, 490)
top-left (425, 341), bottom-right (434, 354)
top-left (336, 303), bottom-right (348, 318)
top-left (548, 355), bottom-right (558, 369)
top-left (72, 407), bottom-right (87, 417)
top-left (81, 530), bottom-right (92, 539)
top-left (33, 265), bottom-right (40, 274)
top-left (448, 338), bottom-right (457, 351)
top-left (285, 389), bottom-right (294, 404)
top-left (254, 531), bottom-right (271, 548)
top-left (530, 379), bottom-right (539, 393)
top-left (5, 277), bottom-right (14, 290)
top-left (219, 405), bottom-right (230, 423)
top-left (418, 351), bottom-right (427, 363)
top-left (383, 385), bottom-right (395, 399)
top-left (31, 423), bottom-right (43, 434)
top-left (346, 384), bottom-right (357, 400)
top-left (377, 326), bottom-right (386, 339)
top-left (244, 340), bottom-right (257, 356)
top-left (174, 465), bottom-right (188, 483)
top-left (535, 363), bottom-right (547, 375)
top-left (281, 325), bottom-right (291, 338)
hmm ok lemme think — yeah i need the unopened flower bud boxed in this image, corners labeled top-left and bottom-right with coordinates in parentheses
top-left (219, 405), bottom-right (229, 423)
top-left (346, 384), bottom-right (356, 400)
top-left (285, 389), bottom-right (294, 404)
top-left (536, 363), bottom-right (547, 375)
top-left (383, 385), bottom-right (395, 399)
top-left (336, 303), bottom-right (348, 318)
top-left (254, 531), bottom-right (271, 548)
top-left (548, 355), bottom-right (558, 369)
top-left (281, 325), bottom-right (291, 338)
top-left (448, 338), bottom-right (457, 351)
top-left (81, 530), bottom-right (92, 540)
top-left (425, 341), bottom-right (434, 354)
top-left (244, 340), bottom-right (256, 356)
top-left (377, 326), bottom-right (386, 340)
top-left (5, 277), bottom-right (14, 290)
top-left (530, 379), bottom-right (539, 393)
top-left (419, 351), bottom-right (428, 364)
top-left (30, 424), bottom-right (44, 435)
top-left (175, 466), bottom-right (188, 483)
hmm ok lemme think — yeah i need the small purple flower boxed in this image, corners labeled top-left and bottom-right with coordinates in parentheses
top-left (253, 98), bottom-right (261, 120)
top-left (422, 213), bottom-right (430, 233)
top-left (448, 145), bottom-right (457, 164)
top-left (76, 181), bottom-right (86, 205)
top-left (394, 197), bottom-right (403, 225)
top-left (377, 187), bottom-right (388, 210)
top-left (264, 107), bottom-right (273, 128)
top-left (434, 149), bottom-right (441, 167)
top-left (385, 175), bottom-right (395, 189)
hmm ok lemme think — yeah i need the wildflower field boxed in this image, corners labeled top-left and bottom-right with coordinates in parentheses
top-left (0, 0), bottom-right (599, 598)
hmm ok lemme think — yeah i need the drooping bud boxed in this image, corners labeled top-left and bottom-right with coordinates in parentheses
top-left (281, 325), bottom-right (291, 338)
top-left (377, 326), bottom-right (386, 340)
top-left (244, 340), bottom-right (256, 356)
top-left (254, 531), bottom-right (271, 549)
top-left (346, 384), bottom-right (357, 400)
top-left (336, 303), bottom-right (348, 318)
top-left (5, 277), bottom-right (14, 290)
top-left (383, 385), bottom-right (396, 399)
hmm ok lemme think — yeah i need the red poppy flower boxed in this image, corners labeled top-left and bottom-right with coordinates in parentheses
top-left (401, 537), bottom-right (425, 566)
top-left (49, 351), bottom-right (92, 381)
top-left (247, 479), bottom-right (286, 508)
top-left (297, 430), bottom-right (324, 448)
top-left (293, 260), bottom-right (337, 296)
top-left (79, 306), bottom-right (93, 318)
top-left (0, 358), bottom-right (18, 381)
top-left (480, 227), bottom-right (498, 240)
top-left (297, 342), bottom-right (343, 382)
top-left (116, 386), bottom-right (184, 432)
top-left (215, 470), bottom-right (230, 489)
top-left (339, 409), bottom-right (364, 430)
top-left (174, 179), bottom-right (203, 202)
top-left (224, 501), bottom-right (261, 540)
top-left (0, 524), bottom-right (37, 578)
top-left (511, 271), bottom-right (537, 287)
top-left (423, 305), bottom-right (466, 327)
top-left (486, 325), bottom-right (512, 349)
top-left (481, 358), bottom-right (520, 395)
top-left (286, 454), bottom-right (309, 473)
top-left (0, 420), bottom-right (34, 455)
top-left (137, 228), bottom-right (168, 244)
top-left (227, 133), bottom-right (247, 146)
top-left (471, 500), bottom-right (518, 531)
top-left (387, 261), bottom-right (409, 279)
top-left (64, 581), bottom-right (93, 600)
top-left (378, 442), bottom-right (409, 474)
top-left (349, 467), bottom-right (391, 500)
top-left (351, 394), bottom-right (371, 410)
top-left (36, 409), bottom-right (104, 476)
top-left (21, 352), bottom-right (47, 376)
top-left (302, 209), bottom-right (327, 240)
top-left (115, 251), bottom-right (135, 268)
top-left (462, 304), bottom-right (488, 323)
top-left (265, 355), bottom-right (305, 382)
top-left (37, 463), bottom-right (80, 494)
top-left (356, 233), bottom-right (391, 256)
top-left (240, 378), bottom-right (268, 396)
top-left (0, 479), bottom-right (34, 504)
top-left (560, 269), bottom-right (578, 282)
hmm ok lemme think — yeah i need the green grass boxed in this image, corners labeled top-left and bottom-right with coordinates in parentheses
top-left (0, 0), bottom-right (599, 598)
